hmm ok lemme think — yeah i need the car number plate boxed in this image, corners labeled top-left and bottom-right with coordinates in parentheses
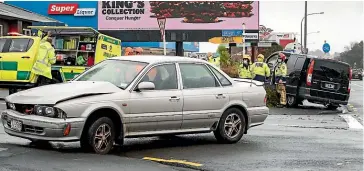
top-left (10, 119), bottom-right (22, 131)
top-left (325, 83), bottom-right (335, 89)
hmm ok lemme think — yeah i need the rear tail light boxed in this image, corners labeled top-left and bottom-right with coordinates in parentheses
top-left (306, 60), bottom-right (315, 86)
top-left (348, 67), bottom-right (352, 93)
top-left (264, 96), bottom-right (267, 104)
top-left (349, 67), bottom-right (352, 80)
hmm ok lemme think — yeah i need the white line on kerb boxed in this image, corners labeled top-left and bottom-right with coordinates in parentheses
top-left (339, 114), bottom-right (364, 130)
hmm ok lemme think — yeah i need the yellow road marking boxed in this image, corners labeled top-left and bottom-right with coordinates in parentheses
top-left (143, 157), bottom-right (203, 167)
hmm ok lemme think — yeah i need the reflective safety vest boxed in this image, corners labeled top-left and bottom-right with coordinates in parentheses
top-left (31, 40), bottom-right (56, 79)
top-left (251, 62), bottom-right (270, 82)
top-left (208, 57), bottom-right (220, 68)
top-left (239, 64), bottom-right (252, 79)
top-left (275, 62), bottom-right (287, 84)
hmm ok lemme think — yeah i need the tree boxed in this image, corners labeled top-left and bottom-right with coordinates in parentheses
top-left (216, 45), bottom-right (239, 78)
top-left (258, 44), bottom-right (283, 58)
top-left (339, 41), bottom-right (363, 69)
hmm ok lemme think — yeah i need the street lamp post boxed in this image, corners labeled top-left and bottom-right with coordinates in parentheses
top-left (300, 12), bottom-right (324, 52)
top-left (242, 23), bottom-right (246, 55)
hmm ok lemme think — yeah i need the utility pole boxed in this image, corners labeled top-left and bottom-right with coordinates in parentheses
top-left (304, 1), bottom-right (308, 53)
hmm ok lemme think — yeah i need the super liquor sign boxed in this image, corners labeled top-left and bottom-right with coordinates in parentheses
top-left (48, 3), bottom-right (96, 16)
top-left (98, 1), bottom-right (259, 30)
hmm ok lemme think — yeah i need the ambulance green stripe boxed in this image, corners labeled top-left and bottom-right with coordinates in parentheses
top-left (17, 71), bottom-right (30, 80)
top-left (1, 62), bottom-right (17, 71)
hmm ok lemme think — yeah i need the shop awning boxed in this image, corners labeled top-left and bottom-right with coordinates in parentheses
top-left (27, 26), bottom-right (99, 36)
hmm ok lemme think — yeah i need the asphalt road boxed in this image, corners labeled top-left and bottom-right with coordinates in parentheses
top-left (0, 100), bottom-right (362, 171)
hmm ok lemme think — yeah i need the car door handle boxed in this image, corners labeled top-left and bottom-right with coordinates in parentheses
top-left (169, 96), bottom-right (180, 101)
top-left (216, 94), bottom-right (226, 99)
top-left (21, 56), bottom-right (30, 59)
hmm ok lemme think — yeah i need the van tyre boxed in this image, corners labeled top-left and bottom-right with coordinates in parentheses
top-left (81, 117), bottom-right (115, 154)
top-left (327, 104), bottom-right (339, 110)
top-left (286, 95), bottom-right (302, 108)
top-left (8, 88), bottom-right (18, 95)
top-left (214, 108), bottom-right (246, 144)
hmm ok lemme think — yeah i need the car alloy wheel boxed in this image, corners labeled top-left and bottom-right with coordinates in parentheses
top-left (224, 113), bottom-right (242, 139)
top-left (93, 123), bottom-right (112, 152)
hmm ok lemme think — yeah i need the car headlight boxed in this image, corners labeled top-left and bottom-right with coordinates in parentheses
top-left (34, 105), bottom-right (67, 118)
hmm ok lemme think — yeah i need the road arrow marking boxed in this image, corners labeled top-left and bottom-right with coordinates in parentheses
top-left (339, 114), bottom-right (363, 130)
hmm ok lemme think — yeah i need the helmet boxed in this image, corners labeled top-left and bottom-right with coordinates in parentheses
top-left (279, 53), bottom-right (286, 61)
top-left (125, 47), bottom-right (134, 56)
top-left (257, 54), bottom-right (264, 59)
top-left (243, 54), bottom-right (251, 60)
top-left (135, 47), bottom-right (143, 54)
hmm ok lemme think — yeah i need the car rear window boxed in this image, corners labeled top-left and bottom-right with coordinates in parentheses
top-left (313, 60), bottom-right (350, 79)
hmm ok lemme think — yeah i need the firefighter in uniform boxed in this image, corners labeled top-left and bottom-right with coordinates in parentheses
top-left (239, 54), bottom-right (252, 79)
top-left (275, 53), bottom-right (288, 106)
top-left (135, 47), bottom-right (143, 55)
top-left (208, 53), bottom-right (220, 68)
top-left (251, 54), bottom-right (270, 82)
top-left (31, 31), bottom-right (56, 86)
top-left (124, 47), bottom-right (134, 56)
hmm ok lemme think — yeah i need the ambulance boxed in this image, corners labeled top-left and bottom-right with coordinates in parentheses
top-left (0, 26), bottom-right (122, 94)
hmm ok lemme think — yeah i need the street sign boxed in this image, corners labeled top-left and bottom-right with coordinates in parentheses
top-left (258, 42), bottom-right (272, 47)
top-left (222, 30), bottom-right (243, 37)
top-left (209, 36), bottom-right (243, 44)
top-left (322, 42), bottom-right (330, 53)
top-left (243, 33), bottom-right (259, 40)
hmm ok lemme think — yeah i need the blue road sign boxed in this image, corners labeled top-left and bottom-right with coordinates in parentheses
top-left (222, 30), bottom-right (243, 37)
top-left (322, 43), bottom-right (331, 53)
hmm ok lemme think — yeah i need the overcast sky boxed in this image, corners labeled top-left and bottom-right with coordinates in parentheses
top-left (199, 1), bottom-right (363, 54)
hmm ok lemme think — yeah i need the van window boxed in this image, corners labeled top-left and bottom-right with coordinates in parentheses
top-left (8, 39), bottom-right (34, 52)
top-left (313, 60), bottom-right (349, 79)
top-left (294, 57), bottom-right (306, 70)
top-left (0, 39), bottom-right (6, 52)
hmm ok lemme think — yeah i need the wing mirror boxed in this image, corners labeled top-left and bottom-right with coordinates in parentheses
top-left (136, 82), bottom-right (155, 91)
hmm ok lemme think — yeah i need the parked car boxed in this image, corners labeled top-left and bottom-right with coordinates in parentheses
top-left (266, 51), bottom-right (352, 109)
top-left (1, 56), bottom-right (269, 154)
top-left (352, 69), bottom-right (362, 80)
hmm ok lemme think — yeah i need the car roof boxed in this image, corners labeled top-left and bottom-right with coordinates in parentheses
top-left (110, 55), bottom-right (209, 64)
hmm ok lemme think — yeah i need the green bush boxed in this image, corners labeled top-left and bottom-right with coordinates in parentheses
top-left (264, 85), bottom-right (280, 107)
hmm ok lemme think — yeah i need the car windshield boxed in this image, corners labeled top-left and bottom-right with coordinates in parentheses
top-left (75, 59), bottom-right (148, 89)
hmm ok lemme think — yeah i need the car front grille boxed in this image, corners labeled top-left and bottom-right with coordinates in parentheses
top-left (23, 125), bottom-right (44, 134)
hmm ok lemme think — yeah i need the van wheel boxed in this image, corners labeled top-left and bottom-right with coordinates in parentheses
top-left (81, 117), bottom-right (115, 154)
top-left (213, 108), bottom-right (246, 144)
top-left (327, 104), bottom-right (339, 110)
top-left (287, 95), bottom-right (299, 108)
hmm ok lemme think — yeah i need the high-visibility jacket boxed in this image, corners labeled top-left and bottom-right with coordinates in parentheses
top-left (208, 57), bottom-right (220, 68)
top-left (275, 62), bottom-right (287, 84)
top-left (251, 62), bottom-right (270, 82)
top-left (239, 64), bottom-right (252, 79)
top-left (31, 39), bottom-right (56, 79)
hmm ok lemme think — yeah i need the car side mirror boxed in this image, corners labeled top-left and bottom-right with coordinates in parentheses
top-left (136, 82), bottom-right (155, 91)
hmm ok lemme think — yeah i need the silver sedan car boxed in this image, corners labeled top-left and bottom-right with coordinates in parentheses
top-left (1, 56), bottom-right (269, 154)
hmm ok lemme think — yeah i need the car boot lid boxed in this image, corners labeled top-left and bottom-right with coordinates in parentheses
top-left (5, 81), bottom-right (121, 105)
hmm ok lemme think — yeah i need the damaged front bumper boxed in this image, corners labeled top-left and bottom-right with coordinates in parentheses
top-left (1, 109), bottom-right (85, 142)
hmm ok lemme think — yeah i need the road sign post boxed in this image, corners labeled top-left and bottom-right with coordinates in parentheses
top-left (157, 17), bottom-right (166, 55)
top-left (322, 40), bottom-right (331, 56)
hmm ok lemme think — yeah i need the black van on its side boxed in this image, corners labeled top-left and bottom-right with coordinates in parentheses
top-left (266, 51), bottom-right (352, 109)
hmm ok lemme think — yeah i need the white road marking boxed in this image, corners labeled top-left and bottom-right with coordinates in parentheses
top-left (339, 114), bottom-right (363, 130)
top-left (351, 82), bottom-right (363, 88)
top-left (0, 148), bottom-right (7, 152)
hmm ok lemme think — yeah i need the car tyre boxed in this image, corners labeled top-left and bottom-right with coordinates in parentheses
top-left (82, 117), bottom-right (115, 154)
top-left (214, 108), bottom-right (246, 144)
